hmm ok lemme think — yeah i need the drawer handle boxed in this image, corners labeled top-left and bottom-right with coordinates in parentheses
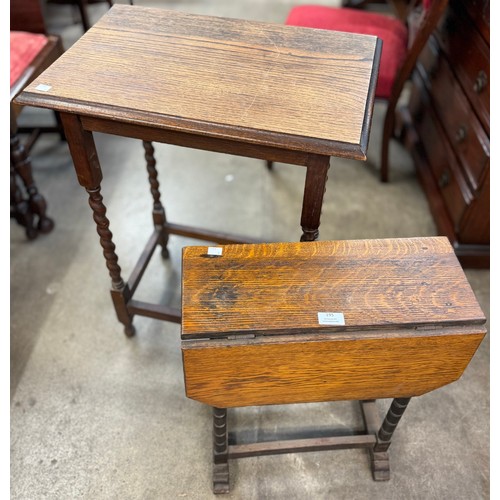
top-left (455, 125), bottom-right (467, 143)
top-left (473, 70), bottom-right (488, 93)
top-left (438, 170), bottom-right (450, 188)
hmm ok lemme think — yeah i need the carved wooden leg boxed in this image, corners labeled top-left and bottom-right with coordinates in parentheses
top-left (61, 112), bottom-right (135, 337)
top-left (10, 132), bottom-right (54, 236)
top-left (300, 155), bottom-right (330, 241)
top-left (87, 186), bottom-right (135, 337)
top-left (374, 398), bottom-right (411, 453)
top-left (365, 397), bottom-right (411, 480)
top-left (380, 100), bottom-right (397, 183)
top-left (213, 407), bottom-right (230, 494)
top-left (360, 400), bottom-right (390, 481)
top-left (76, 0), bottom-right (92, 32)
top-left (143, 140), bottom-right (170, 258)
top-left (11, 163), bottom-right (37, 240)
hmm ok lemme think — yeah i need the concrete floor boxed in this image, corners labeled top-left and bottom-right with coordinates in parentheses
top-left (11, 1), bottom-right (489, 498)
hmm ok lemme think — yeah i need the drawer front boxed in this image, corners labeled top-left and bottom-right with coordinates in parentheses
top-left (437, 6), bottom-right (490, 131)
top-left (458, 170), bottom-right (490, 245)
top-left (425, 53), bottom-right (489, 190)
top-left (416, 103), bottom-right (472, 230)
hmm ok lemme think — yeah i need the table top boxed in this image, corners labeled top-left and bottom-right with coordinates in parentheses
top-left (16, 5), bottom-right (381, 159)
top-left (181, 237), bottom-right (486, 340)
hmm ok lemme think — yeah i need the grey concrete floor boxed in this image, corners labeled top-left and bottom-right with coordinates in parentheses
top-left (11, 1), bottom-right (489, 498)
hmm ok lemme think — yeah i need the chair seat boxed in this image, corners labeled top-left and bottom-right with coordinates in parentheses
top-left (10, 31), bottom-right (49, 87)
top-left (286, 6), bottom-right (408, 99)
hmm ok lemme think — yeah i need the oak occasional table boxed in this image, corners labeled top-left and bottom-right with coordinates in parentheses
top-left (181, 237), bottom-right (486, 494)
top-left (16, 5), bottom-right (382, 335)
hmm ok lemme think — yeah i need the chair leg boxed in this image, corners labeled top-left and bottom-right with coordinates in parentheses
top-left (10, 132), bottom-right (54, 237)
top-left (77, 0), bottom-right (91, 32)
top-left (380, 100), bottom-right (397, 183)
top-left (11, 164), bottom-right (37, 240)
top-left (266, 160), bottom-right (273, 171)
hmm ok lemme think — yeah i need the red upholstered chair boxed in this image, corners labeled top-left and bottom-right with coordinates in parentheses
top-left (282, 0), bottom-right (448, 182)
top-left (11, 0), bottom-right (65, 238)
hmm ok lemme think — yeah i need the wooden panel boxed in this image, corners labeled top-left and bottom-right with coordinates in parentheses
top-left (181, 237), bottom-right (485, 339)
top-left (403, 0), bottom-right (490, 267)
top-left (10, 0), bottom-right (46, 34)
top-left (15, 5), bottom-right (381, 157)
top-left (459, 173), bottom-right (490, 245)
top-left (417, 39), bottom-right (489, 191)
top-left (415, 99), bottom-right (471, 230)
top-left (436, 4), bottom-right (489, 131)
top-left (182, 327), bottom-right (486, 407)
top-left (452, 0), bottom-right (489, 44)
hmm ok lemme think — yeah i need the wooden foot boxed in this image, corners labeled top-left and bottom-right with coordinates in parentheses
top-left (300, 228), bottom-right (319, 242)
top-left (124, 324), bottom-right (136, 338)
top-left (371, 450), bottom-right (390, 481)
top-left (266, 160), bottom-right (273, 170)
top-left (213, 463), bottom-right (230, 495)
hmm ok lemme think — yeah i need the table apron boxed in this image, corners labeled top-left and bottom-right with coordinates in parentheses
top-left (80, 115), bottom-right (324, 167)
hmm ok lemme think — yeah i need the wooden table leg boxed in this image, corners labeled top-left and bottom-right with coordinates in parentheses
top-left (213, 407), bottom-right (230, 494)
top-left (86, 186), bottom-right (135, 337)
top-left (142, 140), bottom-right (169, 258)
top-left (300, 155), bottom-right (330, 241)
top-left (374, 398), bottom-right (411, 453)
top-left (363, 397), bottom-right (411, 481)
top-left (360, 400), bottom-right (390, 480)
top-left (60, 112), bottom-right (135, 337)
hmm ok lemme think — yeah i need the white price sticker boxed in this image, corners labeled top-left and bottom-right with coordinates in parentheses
top-left (35, 84), bottom-right (52, 92)
top-left (318, 312), bottom-right (345, 326)
top-left (207, 247), bottom-right (223, 256)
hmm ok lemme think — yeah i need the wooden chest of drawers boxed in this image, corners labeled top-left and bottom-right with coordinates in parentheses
top-left (400, 0), bottom-right (489, 268)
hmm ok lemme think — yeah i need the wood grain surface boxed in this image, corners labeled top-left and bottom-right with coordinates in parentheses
top-left (181, 237), bottom-right (486, 338)
top-left (181, 236), bottom-right (486, 407)
top-left (15, 4), bottom-right (381, 157)
top-left (181, 327), bottom-right (485, 407)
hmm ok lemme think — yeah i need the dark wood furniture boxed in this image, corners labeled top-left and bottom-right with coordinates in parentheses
top-left (16, 5), bottom-right (381, 335)
top-left (398, 0), bottom-right (490, 267)
top-left (272, 0), bottom-right (448, 183)
top-left (181, 237), bottom-right (486, 494)
top-left (10, 0), bottom-right (64, 239)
